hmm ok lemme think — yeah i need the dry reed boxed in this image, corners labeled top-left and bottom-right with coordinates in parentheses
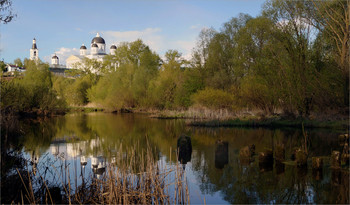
top-left (17, 140), bottom-right (190, 204)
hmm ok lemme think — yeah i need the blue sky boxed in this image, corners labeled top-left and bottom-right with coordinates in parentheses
top-left (1, 0), bottom-right (264, 64)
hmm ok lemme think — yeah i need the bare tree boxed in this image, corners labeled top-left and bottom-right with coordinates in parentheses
top-left (0, 0), bottom-right (16, 24)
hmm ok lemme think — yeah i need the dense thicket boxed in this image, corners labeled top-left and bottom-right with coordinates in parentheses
top-left (1, 60), bottom-right (66, 114)
top-left (2, 0), bottom-right (348, 118)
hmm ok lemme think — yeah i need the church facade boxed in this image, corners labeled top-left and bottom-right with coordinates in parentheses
top-left (66, 33), bottom-right (117, 69)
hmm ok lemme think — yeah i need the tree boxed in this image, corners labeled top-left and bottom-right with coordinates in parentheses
top-left (0, 0), bottom-right (16, 24)
top-left (13, 58), bottom-right (23, 67)
top-left (262, 0), bottom-right (322, 116)
top-left (304, 0), bottom-right (349, 106)
top-left (0, 60), bottom-right (6, 72)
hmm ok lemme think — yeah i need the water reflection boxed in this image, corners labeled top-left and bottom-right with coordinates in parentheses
top-left (215, 140), bottom-right (228, 169)
top-left (1, 113), bottom-right (348, 204)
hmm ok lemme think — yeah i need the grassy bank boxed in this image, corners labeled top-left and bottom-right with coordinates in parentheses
top-left (135, 108), bottom-right (348, 130)
top-left (68, 106), bottom-right (104, 113)
top-left (187, 117), bottom-right (349, 130)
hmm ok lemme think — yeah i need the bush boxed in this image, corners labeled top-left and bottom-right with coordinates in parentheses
top-left (1, 62), bottom-right (66, 114)
top-left (191, 88), bottom-right (234, 110)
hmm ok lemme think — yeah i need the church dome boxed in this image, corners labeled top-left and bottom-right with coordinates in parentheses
top-left (91, 33), bottom-right (105, 44)
top-left (91, 43), bottom-right (98, 48)
top-left (52, 54), bottom-right (58, 59)
top-left (110, 45), bottom-right (117, 49)
top-left (80, 44), bottom-right (87, 49)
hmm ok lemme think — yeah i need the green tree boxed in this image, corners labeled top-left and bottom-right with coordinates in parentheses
top-left (13, 58), bottom-right (23, 67)
top-left (304, 0), bottom-right (349, 106)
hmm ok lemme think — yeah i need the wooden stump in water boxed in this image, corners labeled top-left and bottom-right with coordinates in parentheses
top-left (295, 149), bottom-right (307, 167)
top-left (177, 135), bottom-right (192, 164)
top-left (312, 157), bottom-right (323, 170)
top-left (312, 169), bottom-right (323, 181)
top-left (274, 144), bottom-right (285, 162)
top-left (341, 154), bottom-right (349, 165)
top-left (331, 169), bottom-right (341, 185)
top-left (331, 151), bottom-right (341, 169)
top-left (215, 141), bottom-right (228, 169)
top-left (239, 144), bottom-right (255, 158)
top-left (339, 134), bottom-right (349, 146)
top-left (239, 144), bottom-right (255, 165)
top-left (275, 162), bottom-right (285, 175)
top-left (341, 143), bottom-right (349, 165)
top-left (259, 149), bottom-right (273, 164)
top-left (290, 147), bottom-right (298, 161)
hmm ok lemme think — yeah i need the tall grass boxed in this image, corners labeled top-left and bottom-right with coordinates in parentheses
top-left (16, 142), bottom-right (190, 204)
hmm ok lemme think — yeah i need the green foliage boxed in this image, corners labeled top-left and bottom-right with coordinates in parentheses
top-left (1, 62), bottom-right (66, 113)
top-left (3, 2), bottom-right (346, 116)
top-left (88, 40), bottom-right (161, 111)
top-left (192, 88), bottom-right (234, 110)
top-left (0, 60), bottom-right (6, 72)
top-left (13, 58), bottom-right (23, 67)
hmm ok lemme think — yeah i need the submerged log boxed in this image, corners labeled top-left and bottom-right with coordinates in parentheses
top-left (295, 149), bottom-right (307, 167)
top-left (275, 162), bottom-right (285, 175)
top-left (312, 157), bottom-right (323, 170)
top-left (290, 147), bottom-right (298, 161)
top-left (274, 144), bottom-right (285, 162)
top-left (341, 143), bottom-right (349, 165)
top-left (312, 169), bottom-right (323, 181)
top-left (239, 144), bottom-right (255, 165)
top-left (331, 151), bottom-right (341, 168)
top-left (239, 144), bottom-right (255, 158)
top-left (341, 154), bottom-right (349, 165)
top-left (339, 134), bottom-right (349, 146)
top-left (259, 149), bottom-right (273, 164)
top-left (177, 135), bottom-right (192, 164)
top-left (215, 141), bottom-right (228, 169)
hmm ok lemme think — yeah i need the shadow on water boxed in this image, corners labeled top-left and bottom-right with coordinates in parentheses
top-left (1, 113), bottom-right (348, 204)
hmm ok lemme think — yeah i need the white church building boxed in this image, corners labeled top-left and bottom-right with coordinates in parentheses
top-left (66, 33), bottom-right (117, 69)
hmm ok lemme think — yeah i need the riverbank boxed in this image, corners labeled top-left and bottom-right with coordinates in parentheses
top-left (134, 108), bottom-right (349, 130)
top-left (187, 117), bottom-right (348, 129)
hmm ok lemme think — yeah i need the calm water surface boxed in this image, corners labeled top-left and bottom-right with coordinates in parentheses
top-left (2, 112), bottom-right (349, 204)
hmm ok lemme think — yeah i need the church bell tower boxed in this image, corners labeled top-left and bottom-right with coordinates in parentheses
top-left (30, 38), bottom-right (39, 61)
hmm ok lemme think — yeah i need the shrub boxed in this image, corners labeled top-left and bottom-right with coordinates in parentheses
top-left (191, 88), bottom-right (234, 110)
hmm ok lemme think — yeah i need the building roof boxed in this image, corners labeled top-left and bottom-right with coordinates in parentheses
top-left (32, 43), bottom-right (37, 49)
top-left (52, 54), bottom-right (59, 59)
top-left (91, 43), bottom-right (98, 48)
top-left (6, 64), bottom-right (25, 69)
top-left (110, 45), bottom-right (117, 49)
top-left (91, 33), bottom-right (105, 44)
top-left (80, 44), bottom-right (87, 49)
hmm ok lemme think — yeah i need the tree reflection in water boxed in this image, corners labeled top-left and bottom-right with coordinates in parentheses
top-left (1, 113), bottom-right (348, 204)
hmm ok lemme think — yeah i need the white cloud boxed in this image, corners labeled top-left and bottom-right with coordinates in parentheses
top-left (101, 28), bottom-right (164, 51)
top-left (43, 47), bottom-right (79, 65)
top-left (100, 28), bottom-right (196, 61)
top-left (169, 40), bottom-right (196, 60)
top-left (190, 24), bottom-right (201, 30)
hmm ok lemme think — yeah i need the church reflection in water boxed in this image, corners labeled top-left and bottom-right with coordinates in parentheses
top-left (48, 137), bottom-right (114, 179)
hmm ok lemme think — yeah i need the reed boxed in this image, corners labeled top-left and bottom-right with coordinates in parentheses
top-left (16, 141), bottom-right (190, 204)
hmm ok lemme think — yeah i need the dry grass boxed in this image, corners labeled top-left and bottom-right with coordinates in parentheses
top-left (16, 142), bottom-right (190, 204)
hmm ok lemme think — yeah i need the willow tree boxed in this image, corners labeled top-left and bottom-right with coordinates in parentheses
top-left (304, 0), bottom-right (349, 106)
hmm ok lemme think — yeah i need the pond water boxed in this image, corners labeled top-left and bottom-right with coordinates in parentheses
top-left (1, 112), bottom-right (349, 204)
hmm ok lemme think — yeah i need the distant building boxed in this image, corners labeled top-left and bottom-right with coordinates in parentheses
top-left (49, 53), bottom-right (67, 76)
top-left (6, 64), bottom-right (26, 73)
top-left (30, 38), bottom-right (39, 61)
top-left (51, 53), bottom-right (59, 66)
top-left (28, 34), bottom-right (117, 75)
top-left (66, 33), bottom-right (117, 69)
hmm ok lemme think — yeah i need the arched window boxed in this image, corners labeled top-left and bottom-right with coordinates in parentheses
top-left (34, 51), bottom-right (36, 56)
